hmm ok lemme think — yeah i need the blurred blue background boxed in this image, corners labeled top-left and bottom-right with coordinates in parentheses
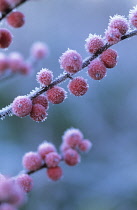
top-left (1, 0), bottom-right (137, 209)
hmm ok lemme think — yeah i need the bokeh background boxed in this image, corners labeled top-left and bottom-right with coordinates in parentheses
top-left (1, 0), bottom-right (137, 209)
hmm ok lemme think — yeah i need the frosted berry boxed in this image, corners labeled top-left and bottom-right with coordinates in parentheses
top-left (88, 59), bottom-right (107, 80)
top-left (12, 96), bottom-right (32, 117)
top-left (16, 174), bottom-right (33, 193)
top-left (105, 27), bottom-right (121, 45)
top-left (7, 11), bottom-right (25, 28)
top-left (100, 48), bottom-right (118, 68)
top-left (68, 76), bottom-right (88, 96)
top-left (30, 104), bottom-right (47, 122)
top-left (108, 15), bottom-right (129, 35)
top-left (45, 152), bottom-right (61, 168)
top-left (32, 95), bottom-right (49, 110)
top-left (63, 148), bottom-right (80, 166)
top-left (62, 128), bottom-right (83, 148)
top-left (0, 0), bottom-right (11, 12)
top-left (46, 166), bottom-right (63, 181)
top-left (30, 42), bottom-right (49, 59)
top-left (36, 68), bottom-right (53, 86)
top-left (129, 5), bottom-right (137, 28)
top-left (46, 86), bottom-right (67, 104)
top-left (0, 28), bottom-right (12, 49)
top-left (0, 53), bottom-right (9, 72)
top-left (38, 142), bottom-right (57, 159)
top-left (59, 49), bottom-right (82, 73)
top-left (22, 152), bottom-right (42, 171)
top-left (85, 34), bottom-right (104, 54)
top-left (60, 142), bottom-right (70, 154)
top-left (8, 52), bottom-right (24, 72)
top-left (78, 139), bottom-right (92, 152)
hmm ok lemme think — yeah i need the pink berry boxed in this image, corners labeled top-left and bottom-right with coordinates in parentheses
top-left (0, 203), bottom-right (17, 210)
top-left (0, 28), bottom-right (12, 49)
top-left (19, 62), bottom-right (32, 75)
top-left (63, 148), bottom-right (80, 166)
top-left (45, 152), bottom-right (61, 168)
top-left (60, 142), bottom-right (70, 154)
top-left (46, 166), bottom-right (63, 181)
top-left (105, 27), bottom-right (122, 45)
top-left (7, 11), bottom-right (25, 28)
top-left (59, 49), bottom-right (82, 73)
top-left (108, 15), bottom-right (129, 35)
top-left (0, 53), bottom-right (9, 72)
top-left (22, 152), bottom-right (42, 171)
top-left (100, 48), bottom-right (118, 68)
top-left (78, 139), bottom-right (92, 152)
top-left (68, 76), bottom-right (88, 96)
top-left (0, 0), bottom-right (11, 12)
top-left (0, 179), bottom-right (25, 206)
top-left (8, 52), bottom-right (24, 72)
top-left (16, 174), bottom-right (33, 193)
top-left (129, 5), bottom-right (137, 28)
top-left (62, 128), bottom-right (83, 148)
top-left (88, 59), bottom-right (107, 80)
top-left (85, 34), bottom-right (104, 54)
top-left (32, 95), bottom-right (49, 110)
top-left (36, 68), bottom-right (53, 86)
top-left (30, 42), bottom-right (49, 59)
top-left (38, 142), bottom-right (57, 159)
top-left (46, 86), bottom-right (67, 104)
top-left (12, 96), bottom-right (32, 117)
top-left (30, 104), bottom-right (47, 122)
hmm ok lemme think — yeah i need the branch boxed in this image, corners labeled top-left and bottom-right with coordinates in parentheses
top-left (0, 29), bottom-right (137, 120)
top-left (0, 0), bottom-right (28, 21)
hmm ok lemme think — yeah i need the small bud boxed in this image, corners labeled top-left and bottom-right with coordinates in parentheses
top-left (85, 34), bottom-right (104, 54)
top-left (68, 76), bottom-right (88, 96)
top-left (46, 86), bottom-right (67, 104)
top-left (88, 59), bottom-right (107, 80)
top-left (22, 152), bottom-right (42, 171)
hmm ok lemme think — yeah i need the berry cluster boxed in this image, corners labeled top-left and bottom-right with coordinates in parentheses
top-left (1, 5), bottom-right (135, 121)
top-left (0, 128), bottom-right (92, 209)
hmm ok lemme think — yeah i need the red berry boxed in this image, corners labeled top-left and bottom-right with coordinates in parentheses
top-left (78, 139), bottom-right (92, 152)
top-left (38, 142), bottom-right (56, 159)
top-left (59, 49), bottom-right (82, 73)
top-left (46, 86), bottom-right (67, 104)
top-left (22, 152), bottom-right (42, 171)
top-left (85, 34), bottom-right (104, 54)
top-left (63, 148), bottom-right (80, 166)
top-left (62, 128), bottom-right (83, 148)
top-left (0, 0), bottom-right (11, 12)
top-left (108, 15), bottom-right (129, 35)
top-left (30, 104), bottom-right (47, 122)
top-left (32, 95), bottom-right (49, 110)
top-left (68, 76), bottom-right (88, 96)
top-left (16, 174), bottom-right (33, 193)
top-left (88, 59), bottom-right (107, 80)
top-left (46, 166), bottom-right (63, 181)
top-left (30, 42), bottom-right (49, 59)
top-left (36, 68), bottom-right (53, 86)
top-left (7, 11), bottom-right (25, 28)
top-left (105, 27), bottom-right (121, 45)
top-left (100, 48), bottom-right (118, 68)
top-left (0, 28), bottom-right (12, 49)
top-left (12, 96), bottom-right (32, 117)
top-left (8, 52), bottom-right (24, 72)
top-left (45, 152), bottom-right (61, 168)
top-left (129, 6), bottom-right (137, 28)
